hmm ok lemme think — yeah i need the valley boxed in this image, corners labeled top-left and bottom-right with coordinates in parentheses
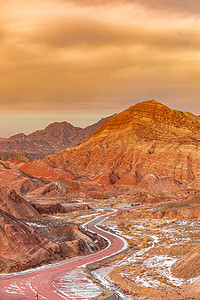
top-left (0, 100), bottom-right (200, 299)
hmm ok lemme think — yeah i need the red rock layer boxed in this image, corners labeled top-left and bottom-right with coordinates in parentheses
top-left (30, 202), bottom-right (66, 215)
top-left (19, 160), bottom-right (75, 181)
top-left (0, 186), bottom-right (40, 219)
top-left (0, 117), bottom-right (111, 159)
top-left (0, 209), bottom-right (61, 266)
top-left (27, 183), bottom-right (63, 198)
top-left (173, 243), bottom-right (200, 279)
top-left (54, 178), bottom-right (109, 199)
top-left (0, 167), bottom-right (39, 194)
top-left (135, 174), bottom-right (185, 197)
top-left (115, 170), bottom-right (142, 186)
top-left (92, 170), bottom-right (119, 185)
top-left (45, 100), bottom-right (200, 188)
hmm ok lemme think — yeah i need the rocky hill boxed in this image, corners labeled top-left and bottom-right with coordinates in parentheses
top-left (0, 208), bottom-right (82, 273)
top-left (0, 116), bottom-right (111, 160)
top-left (0, 174), bottom-right (99, 273)
top-left (45, 100), bottom-right (200, 187)
top-left (0, 185), bottom-right (40, 219)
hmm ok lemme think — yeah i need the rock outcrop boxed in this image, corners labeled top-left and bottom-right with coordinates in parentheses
top-left (30, 202), bottom-right (90, 215)
top-left (27, 183), bottom-right (63, 198)
top-left (55, 178), bottom-right (80, 196)
top-left (0, 185), bottom-right (40, 219)
top-left (0, 167), bottom-right (39, 195)
top-left (0, 209), bottom-right (95, 273)
top-left (92, 170), bottom-right (119, 185)
top-left (6, 156), bottom-right (31, 169)
top-left (19, 160), bottom-right (74, 181)
top-left (54, 178), bottom-right (109, 199)
top-left (0, 209), bottom-right (61, 272)
top-left (115, 170), bottom-right (143, 186)
top-left (135, 174), bottom-right (185, 197)
top-left (30, 202), bottom-right (66, 215)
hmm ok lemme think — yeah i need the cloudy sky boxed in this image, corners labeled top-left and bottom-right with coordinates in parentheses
top-left (0, 0), bottom-right (200, 137)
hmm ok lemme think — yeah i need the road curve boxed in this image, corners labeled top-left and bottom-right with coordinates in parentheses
top-left (0, 211), bottom-right (128, 300)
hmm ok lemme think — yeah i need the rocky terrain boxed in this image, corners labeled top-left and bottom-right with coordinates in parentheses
top-left (1, 100), bottom-right (199, 203)
top-left (0, 185), bottom-right (40, 219)
top-left (45, 100), bottom-right (200, 189)
top-left (39, 100), bottom-right (200, 206)
top-left (0, 116), bottom-right (111, 160)
top-left (0, 165), bottom-right (104, 274)
top-left (0, 194), bottom-right (101, 274)
top-left (0, 100), bottom-right (200, 298)
top-left (0, 163), bottom-right (39, 195)
top-left (95, 193), bottom-right (200, 299)
top-left (0, 209), bottom-right (62, 273)
top-left (39, 100), bottom-right (200, 298)
top-left (173, 243), bottom-right (200, 280)
top-left (19, 160), bottom-right (76, 181)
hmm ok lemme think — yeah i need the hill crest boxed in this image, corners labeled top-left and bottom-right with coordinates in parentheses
top-left (0, 116), bottom-right (112, 160)
top-left (91, 100), bottom-right (200, 140)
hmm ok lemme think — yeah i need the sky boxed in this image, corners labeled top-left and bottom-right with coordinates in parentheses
top-left (0, 0), bottom-right (200, 137)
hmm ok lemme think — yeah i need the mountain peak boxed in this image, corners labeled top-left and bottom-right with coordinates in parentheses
top-left (127, 99), bottom-right (172, 114)
top-left (9, 133), bottom-right (27, 141)
top-left (45, 121), bottom-right (77, 131)
top-left (91, 100), bottom-right (200, 140)
top-left (128, 99), bottom-right (163, 109)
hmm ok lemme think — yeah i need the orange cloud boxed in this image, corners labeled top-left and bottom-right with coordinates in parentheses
top-left (57, 0), bottom-right (200, 15)
top-left (0, 0), bottom-right (199, 116)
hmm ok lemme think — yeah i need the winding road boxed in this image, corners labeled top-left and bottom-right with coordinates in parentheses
top-left (0, 211), bottom-right (128, 300)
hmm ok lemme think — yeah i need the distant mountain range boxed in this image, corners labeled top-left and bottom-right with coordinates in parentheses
top-left (0, 116), bottom-right (112, 160)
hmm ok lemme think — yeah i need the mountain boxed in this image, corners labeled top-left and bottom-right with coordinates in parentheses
top-left (0, 116), bottom-right (111, 160)
top-left (45, 100), bottom-right (200, 187)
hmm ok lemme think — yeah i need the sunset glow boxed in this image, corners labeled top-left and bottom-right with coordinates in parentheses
top-left (0, 0), bottom-right (200, 136)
